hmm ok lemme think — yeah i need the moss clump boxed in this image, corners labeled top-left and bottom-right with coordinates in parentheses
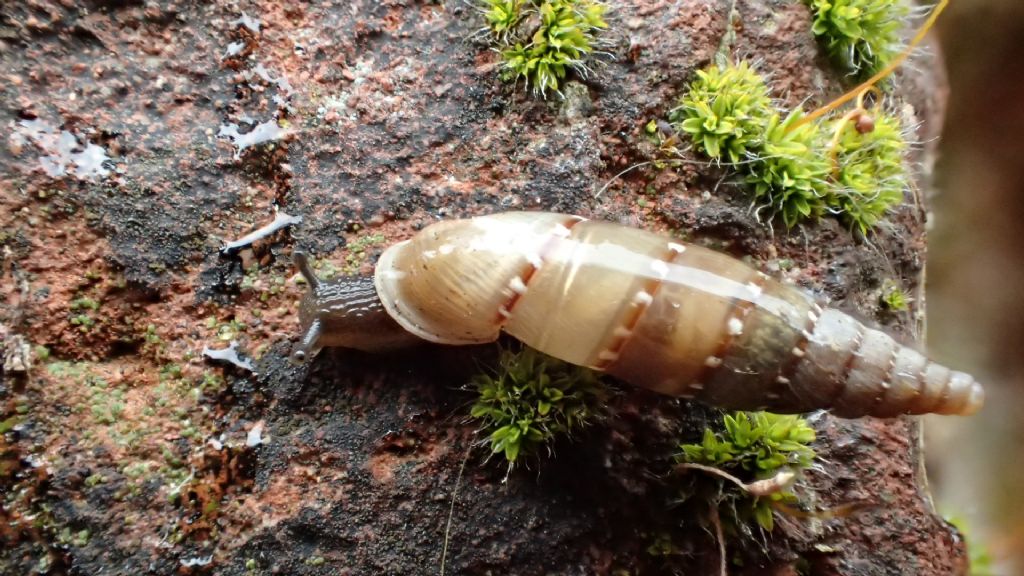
top-left (342, 232), bottom-right (386, 275)
top-left (806, 0), bottom-right (909, 78)
top-left (70, 297), bottom-right (100, 311)
top-left (945, 515), bottom-right (997, 576)
top-left (677, 412), bottom-right (816, 531)
top-left (469, 346), bottom-right (607, 466)
top-left (483, 0), bottom-right (526, 40)
top-left (479, 0), bottom-right (609, 96)
top-left (204, 316), bottom-right (246, 342)
top-left (828, 111), bottom-right (908, 234)
top-left (68, 297), bottom-right (102, 332)
top-left (670, 62), bottom-right (773, 163)
top-left (880, 280), bottom-right (911, 311)
top-left (746, 111), bottom-right (831, 228)
top-left (667, 61), bottom-right (909, 232)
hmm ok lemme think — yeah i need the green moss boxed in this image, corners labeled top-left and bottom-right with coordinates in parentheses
top-left (746, 111), bottom-right (831, 229)
top-left (45, 361), bottom-right (86, 378)
top-left (143, 325), bottom-right (161, 345)
top-left (160, 363), bottom-right (183, 381)
top-left (0, 415), bottom-right (22, 434)
top-left (945, 515), bottom-right (996, 576)
top-left (468, 346), bottom-right (607, 466)
top-left (68, 372), bottom-right (128, 426)
top-left (122, 461), bottom-right (151, 479)
top-left (807, 0), bottom-right (909, 78)
top-left (828, 110), bottom-right (907, 234)
top-left (481, 0), bottom-right (609, 96)
top-left (141, 323), bottom-right (167, 358)
top-left (668, 62), bottom-right (909, 232)
top-left (645, 532), bottom-right (684, 558)
top-left (669, 64), bottom-right (830, 228)
top-left (241, 265), bottom-right (289, 303)
top-left (69, 297), bottom-right (100, 311)
top-left (304, 555), bottom-right (326, 567)
top-left (880, 280), bottom-right (910, 312)
top-left (677, 412), bottom-right (816, 532)
top-left (179, 422), bottom-right (201, 439)
top-left (669, 62), bottom-right (773, 163)
top-left (57, 526), bottom-right (90, 547)
top-left (70, 314), bottom-right (97, 330)
top-left (301, 258), bottom-right (339, 282)
top-left (482, 0), bottom-right (526, 40)
top-left (201, 371), bottom-right (225, 393)
top-left (342, 232), bottom-right (386, 275)
top-left (68, 297), bottom-right (101, 331)
top-left (205, 316), bottom-right (247, 341)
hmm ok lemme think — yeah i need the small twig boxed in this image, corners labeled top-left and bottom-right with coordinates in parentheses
top-left (675, 462), bottom-right (795, 498)
top-left (594, 161), bottom-right (655, 198)
top-left (677, 462), bottom-right (748, 489)
top-left (709, 505), bottom-right (727, 576)
top-left (220, 209), bottom-right (302, 254)
top-left (794, 0), bottom-right (950, 130)
top-left (440, 443), bottom-right (472, 576)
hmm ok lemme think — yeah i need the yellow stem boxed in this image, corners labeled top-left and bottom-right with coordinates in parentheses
top-left (826, 86), bottom-right (882, 176)
top-left (792, 0), bottom-right (949, 130)
top-left (827, 110), bottom-right (858, 176)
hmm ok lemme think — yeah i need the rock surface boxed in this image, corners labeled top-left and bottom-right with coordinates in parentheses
top-left (1, 1), bottom-right (966, 574)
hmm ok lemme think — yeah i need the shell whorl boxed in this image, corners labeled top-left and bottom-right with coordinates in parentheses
top-left (370, 212), bottom-right (983, 418)
top-left (374, 212), bottom-right (582, 345)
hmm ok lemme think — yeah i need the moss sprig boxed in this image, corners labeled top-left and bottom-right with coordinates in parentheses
top-left (827, 110), bottom-right (908, 234)
top-left (746, 111), bottom-right (832, 228)
top-left (880, 279), bottom-right (911, 311)
top-left (468, 346), bottom-right (607, 467)
top-left (945, 515), bottom-right (997, 576)
top-left (666, 62), bottom-right (909, 232)
top-left (669, 62), bottom-right (773, 163)
top-left (479, 0), bottom-right (609, 96)
top-left (483, 0), bottom-right (526, 41)
top-left (676, 412), bottom-right (817, 532)
top-left (806, 0), bottom-right (909, 78)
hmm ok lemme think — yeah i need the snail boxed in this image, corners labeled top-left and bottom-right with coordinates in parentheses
top-left (292, 212), bottom-right (983, 418)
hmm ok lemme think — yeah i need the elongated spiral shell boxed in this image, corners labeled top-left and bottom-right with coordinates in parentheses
top-left (371, 212), bottom-right (982, 418)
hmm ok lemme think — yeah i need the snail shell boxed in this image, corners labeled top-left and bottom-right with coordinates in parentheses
top-left (296, 212), bottom-right (983, 418)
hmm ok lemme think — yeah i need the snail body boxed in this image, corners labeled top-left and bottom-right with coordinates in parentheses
top-left (293, 212), bottom-right (983, 418)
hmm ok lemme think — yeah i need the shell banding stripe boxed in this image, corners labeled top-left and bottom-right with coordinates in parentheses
top-left (832, 322), bottom-right (870, 413)
top-left (591, 242), bottom-right (685, 370)
top-left (366, 211), bottom-right (984, 417)
top-left (768, 303), bottom-right (822, 408)
top-left (871, 346), bottom-right (929, 417)
top-left (658, 264), bottom-right (826, 411)
top-left (494, 217), bottom-right (700, 368)
top-left (373, 212), bottom-right (587, 345)
top-left (868, 344), bottom-right (903, 413)
top-left (831, 319), bottom-right (921, 414)
top-left (680, 272), bottom-right (770, 400)
top-left (495, 216), bottom-right (584, 323)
